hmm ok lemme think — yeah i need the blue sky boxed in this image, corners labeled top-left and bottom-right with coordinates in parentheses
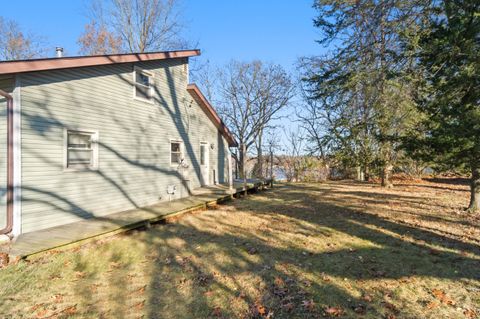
top-left (2, 0), bottom-right (321, 71)
top-left (2, 1), bottom-right (322, 147)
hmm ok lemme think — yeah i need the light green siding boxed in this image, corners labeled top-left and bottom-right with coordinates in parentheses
top-left (19, 59), bottom-right (230, 233)
top-left (185, 94), bottom-right (229, 188)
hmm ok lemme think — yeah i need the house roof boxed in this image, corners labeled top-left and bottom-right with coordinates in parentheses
top-left (187, 84), bottom-right (238, 147)
top-left (0, 49), bottom-right (200, 75)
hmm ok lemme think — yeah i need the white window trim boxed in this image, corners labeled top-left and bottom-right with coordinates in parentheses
top-left (200, 141), bottom-right (208, 166)
top-left (133, 66), bottom-right (155, 104)
top-left (63, 129), bottom-right (99, 171)
top-left (170, 139), bottom-right (184, 167)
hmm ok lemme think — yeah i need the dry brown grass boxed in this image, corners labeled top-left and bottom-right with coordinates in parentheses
top-left (0, 180), bottom-right (479, 318)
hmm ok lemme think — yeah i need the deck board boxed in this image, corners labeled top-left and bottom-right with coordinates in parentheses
top-left (1, 181), bottom-right (268, 259)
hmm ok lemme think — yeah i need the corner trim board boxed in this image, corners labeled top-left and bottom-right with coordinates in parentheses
top-left (12, 75), bottom-right (22, 236)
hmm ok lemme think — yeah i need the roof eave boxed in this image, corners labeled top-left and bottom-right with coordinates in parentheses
top-left (0, 49), bottom-right (201, 75)
top-left (186, 84), bottom-right (238, 148)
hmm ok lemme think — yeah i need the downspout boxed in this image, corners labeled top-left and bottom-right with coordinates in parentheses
top-left (0, 89), bottom-right (13, 236)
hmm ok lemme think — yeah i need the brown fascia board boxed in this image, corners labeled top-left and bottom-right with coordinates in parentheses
top-left (187, 84), bottom-right (238, 147)
top-left (0, 50), bottom-right (201, 75)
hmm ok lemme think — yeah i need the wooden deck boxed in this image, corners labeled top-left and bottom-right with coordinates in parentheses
top-left (1, 180), bottom-right (269, 260)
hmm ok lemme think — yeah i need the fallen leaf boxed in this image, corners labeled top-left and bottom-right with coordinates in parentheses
top-left (74, 271), bottom-right (86, 279)
top-left (303, 299), bottom-right (316, 312)
top-left (431, 289), bottom-right (455, 306)
top-left (321, 272), bottom-right (331, 282)
top-left (383, 302), bottom-right (397, 311)
top-left (324, 306), bottom-right (344, 317)
top-left (248, 301), bottom-right (268, 317)
top-left (464, 308), bottom-right (477, 319)
top-left (282, 302), bottom-right (295, 312)
top-left (426, 301), bottom-right (438, 310)
top-left (256, 303), bottom-right (267, 315)
top-left (211, 306), bottom-right (222, 317)
top-left (35, 308), bottom-right (48, 318)
top-left (362, 294), bottom-right (373, 302)
top-left (90, 284), bottom-right (100, 293)
top-left (130, 286), bottom-right (146, 296)
top-left (134, 301), bottom-right (145, 311)
top-left (274, 276), bottom-right (285, 287)
top-left (30, 304), bottom-right (44, 312)
top-left (51, 294), bottom-right (63, 303)
top-left (62, 305), bottom-right (77, 315)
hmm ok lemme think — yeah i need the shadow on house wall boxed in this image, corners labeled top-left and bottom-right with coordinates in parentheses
top-left (17, 57), bottom-right (228, 231)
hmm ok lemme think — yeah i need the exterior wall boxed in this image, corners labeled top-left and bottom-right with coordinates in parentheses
top-left (0, 76), bottom-right (14, 230)
top-left (19, 59), bottom-right (230, 234)
top-left (185, 94), bottom-right (229, 190)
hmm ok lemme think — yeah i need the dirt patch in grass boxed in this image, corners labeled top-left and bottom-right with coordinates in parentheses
top-left (0, 180), bottom-right (479, 318)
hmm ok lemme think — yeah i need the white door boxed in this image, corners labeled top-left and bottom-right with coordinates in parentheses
top-left (200, 143), bottom-right (209, 185)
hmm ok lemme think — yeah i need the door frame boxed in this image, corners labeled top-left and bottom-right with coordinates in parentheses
top-left (200, 142), bottom-right (209, 186)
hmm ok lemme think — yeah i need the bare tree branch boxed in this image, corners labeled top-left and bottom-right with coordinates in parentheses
top-left (0, 16), bottom-right (48, 61)
top-left (79, 0), bottom-right (191, 55)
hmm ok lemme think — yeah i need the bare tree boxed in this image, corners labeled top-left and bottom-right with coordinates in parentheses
top-left (189, 59), bottom-right (217, 102)
top-left (80, 0), bottom-right (188, 54)
top-left (78, 21), bottom-right (122, 55)
top-left (0, 17), bottom-right (47, 61)
top-left (280, 128), bottom-right (305, 182)
top-left (217, 61), bottom-right (294, 179)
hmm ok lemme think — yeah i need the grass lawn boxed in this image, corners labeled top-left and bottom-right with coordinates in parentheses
top-left (1, 180), bottom-right (479, 318)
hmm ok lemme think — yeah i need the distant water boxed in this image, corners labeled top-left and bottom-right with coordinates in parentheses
top-left (273, 168), bottom-right (287, 181)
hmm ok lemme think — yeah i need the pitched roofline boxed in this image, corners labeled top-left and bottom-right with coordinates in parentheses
top-left (0, 49), bottom-right (201, 75)
top-left (186, 83), bottom-right (238, 147)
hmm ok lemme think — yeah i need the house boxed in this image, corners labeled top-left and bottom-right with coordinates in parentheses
top-left (0, 50), bottom-right (237, 238)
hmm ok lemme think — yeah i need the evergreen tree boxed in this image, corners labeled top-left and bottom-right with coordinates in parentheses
top-left (415, 0), bottom-right (480, 211)
top-left (302, 0), bottom-right (426, 186)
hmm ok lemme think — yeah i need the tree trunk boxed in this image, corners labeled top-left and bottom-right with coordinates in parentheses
top-left (363, 165), bottom-right (369, 182)
top-left (256, 133), bottom-right (263, 179)
top-left (238, 143), bottom-right (246, 179)
top-left (381, 163), bottom-right (394, 188)
top-left (467, 164), bottom-right (480, 212)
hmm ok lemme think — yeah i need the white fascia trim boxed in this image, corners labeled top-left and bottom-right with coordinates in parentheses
top-left (12, 75), bottom-right (22, 237)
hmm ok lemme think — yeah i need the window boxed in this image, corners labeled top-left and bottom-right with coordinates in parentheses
top-left (134, 68), bottom-right (154, 102)
top-left (171, 141), bottom-right (182, 165)
top-left (65, 130), bottom-right (98, 169)
top-left (200, 144), bottom-right (206, 165)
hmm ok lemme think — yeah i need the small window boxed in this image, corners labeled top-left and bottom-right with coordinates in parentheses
top-left (171, 141), bottom-right (182, 165)
top-left (66, 130), bottom-right (98, 169)
top-left (134, 68), bottom-right (154, 102)
top-left (200, 144), bottom-right (206, 165)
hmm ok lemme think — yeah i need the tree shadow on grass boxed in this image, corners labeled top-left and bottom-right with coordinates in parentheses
top-left (3, 183), bottom-right (479, 318)
top-left (61, 184), bottom-right (479, 318)
top-left (270, 184), bottom-right (480, 257)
